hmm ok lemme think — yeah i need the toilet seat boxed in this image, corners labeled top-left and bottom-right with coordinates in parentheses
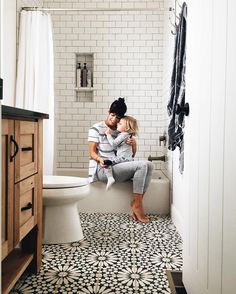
top-left (43, 175), bottom-right (88, 189)
top-left (43, 175), bottom-right (90, 206)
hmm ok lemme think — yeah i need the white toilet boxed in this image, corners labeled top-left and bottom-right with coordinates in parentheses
top-left (42, 175), bottom-right (90, 244)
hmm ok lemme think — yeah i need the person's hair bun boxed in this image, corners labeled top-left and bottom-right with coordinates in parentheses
top-left (109, 97), bottom-right (127, 117)
top-left (118, 97), bottom-right (125, 103)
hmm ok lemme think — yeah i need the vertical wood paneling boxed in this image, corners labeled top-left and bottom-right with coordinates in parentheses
top-left (207, 0), bottom-right (227, 293)
top-left (183, 0), bottom-right (203, 290)
top-left (197, 0), bottom-right (212, 288)
top-left (222, 0), bottom-right (236, 292)
top-left (183, 0), bottom-right (229, 293)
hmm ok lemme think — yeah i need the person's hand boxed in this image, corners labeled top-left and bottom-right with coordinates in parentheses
top-left (98, 157), bottom-right (105, 167)
top-left (105, 128), bottom-right (112, 135)
top-left (126, 137), bottom-right (136, 146)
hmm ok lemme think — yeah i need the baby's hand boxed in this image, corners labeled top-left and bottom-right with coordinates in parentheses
top-left (105, 128), bottom-right (112, 135)
top-left (126, 137), bottom-right (136, 146)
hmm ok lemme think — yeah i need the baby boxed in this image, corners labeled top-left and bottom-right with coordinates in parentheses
top-left (104, 115), bottom-right (138, 190)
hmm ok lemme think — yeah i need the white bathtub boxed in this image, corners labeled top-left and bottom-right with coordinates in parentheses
top-left (56, 168), bottom-right (170, 215)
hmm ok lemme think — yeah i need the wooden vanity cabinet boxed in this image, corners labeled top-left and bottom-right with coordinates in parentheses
top-left (1, 106), bottom-right (48, 294)
top-left (1, 119), bottom-right (14, 261)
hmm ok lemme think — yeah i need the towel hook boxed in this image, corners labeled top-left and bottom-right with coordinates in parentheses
top-left (169, 17), bottom-right (177, 35)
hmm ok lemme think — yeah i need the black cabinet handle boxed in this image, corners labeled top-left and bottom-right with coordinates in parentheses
top-left (21, 202), bottom-right (33, 211)
top-left (10, 135), bottom-right (19, 162)
top-left (21, 147), bottom-right (33, 152)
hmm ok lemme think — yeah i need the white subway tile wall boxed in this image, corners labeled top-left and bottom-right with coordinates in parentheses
top-left (19, 0), bottom-right (168, 171)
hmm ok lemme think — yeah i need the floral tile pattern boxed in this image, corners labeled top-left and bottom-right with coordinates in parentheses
top-left (11, 213), bottom-right (183, 294)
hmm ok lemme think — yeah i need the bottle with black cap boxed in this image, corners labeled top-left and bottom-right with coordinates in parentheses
top-left (81, 63), bottom-right (88, 87)
top-left (76, 62), bottom-right (81, 88)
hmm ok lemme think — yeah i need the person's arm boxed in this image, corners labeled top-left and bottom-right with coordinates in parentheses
top-left (131, 138), bottom-right (137, 157)
top-left (88, 141), bottom-right (104, 166)
top-left (126, 137), bottom-right (137, 157)
top-left (106, 132), bottom-right (130, 148)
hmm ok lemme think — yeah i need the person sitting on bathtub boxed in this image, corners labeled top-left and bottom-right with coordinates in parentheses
top-left (88, 97), bottom-right (153, 224)
top-left (104, 115), bottom-right (138, 190)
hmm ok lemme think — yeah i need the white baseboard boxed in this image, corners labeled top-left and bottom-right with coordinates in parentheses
top-left (171, 204), bottom-right (184, 238)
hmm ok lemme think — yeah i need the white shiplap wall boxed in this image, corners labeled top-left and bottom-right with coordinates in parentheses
top-left (183, 0), bottom-right (236, 293)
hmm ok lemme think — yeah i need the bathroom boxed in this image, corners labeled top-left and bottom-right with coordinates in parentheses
top-left (1, 0), bottom-right (235, 293)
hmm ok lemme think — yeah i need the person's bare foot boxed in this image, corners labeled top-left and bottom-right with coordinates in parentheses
top-left (131, 201), bottom-right (149, 224)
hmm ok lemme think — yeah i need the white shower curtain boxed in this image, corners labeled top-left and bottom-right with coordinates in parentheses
top-left (16, 10), bottom-right (54, 175)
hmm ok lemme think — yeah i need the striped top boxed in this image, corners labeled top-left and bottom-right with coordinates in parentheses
top-left (88, 121), bottom-right (119, 183)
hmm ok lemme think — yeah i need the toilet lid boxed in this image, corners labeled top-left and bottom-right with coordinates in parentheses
top-left (43, 176), bottom-right (88, 188)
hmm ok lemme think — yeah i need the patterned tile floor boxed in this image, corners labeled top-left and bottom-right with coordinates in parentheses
top-left (11, 213), bottom-right (183, 294)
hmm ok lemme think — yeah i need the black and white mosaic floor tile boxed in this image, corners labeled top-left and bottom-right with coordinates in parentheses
top-left (11, 213), bottom-right (183, 294)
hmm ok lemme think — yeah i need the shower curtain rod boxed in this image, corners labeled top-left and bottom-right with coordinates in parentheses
top-left (21, 7), bottom-right (159, 12)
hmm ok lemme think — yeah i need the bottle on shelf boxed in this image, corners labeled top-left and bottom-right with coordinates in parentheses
top-left (81, 63), bottom-right (88, 87)
top-left (87, 68), bottom-right (92, 88)
top-left (76, 62), bottom-right (81, 88)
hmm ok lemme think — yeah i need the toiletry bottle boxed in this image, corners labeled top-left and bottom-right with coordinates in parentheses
top-left (76, 62), bottom-right (81, 88)
top-left (81, 63), bottom-right (88, 87)
top-left (87, 68), bottom-right (92, 88)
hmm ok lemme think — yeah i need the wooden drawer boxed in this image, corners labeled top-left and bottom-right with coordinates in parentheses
top-left (14, 121), bottom-right (38, 183)
top-left (14, 175), bottom-right (38, 246)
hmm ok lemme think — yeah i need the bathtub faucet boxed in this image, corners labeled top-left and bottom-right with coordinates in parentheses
top-left (148, 155), bottom-right (166, 162)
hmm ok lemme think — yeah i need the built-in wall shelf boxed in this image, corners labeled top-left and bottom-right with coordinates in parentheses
top-left (75, 53), bottom-right (94, 102)
top-left (74, 87), bottom-right (94, 92)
